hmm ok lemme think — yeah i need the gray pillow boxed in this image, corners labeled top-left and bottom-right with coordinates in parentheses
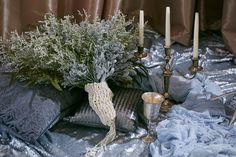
top-left (64, 87), bottom-right (144, 132)
top-left (0, 74), bottom-right (83, 142)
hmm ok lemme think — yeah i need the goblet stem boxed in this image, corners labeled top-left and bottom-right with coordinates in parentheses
top-left (143, 121), bottom-right (156, 143)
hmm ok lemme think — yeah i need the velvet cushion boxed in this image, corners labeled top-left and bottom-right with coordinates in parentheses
top-left (64, 87), bottom-right (144, 132)
top-left (0, 74), bottom-right (83, 142)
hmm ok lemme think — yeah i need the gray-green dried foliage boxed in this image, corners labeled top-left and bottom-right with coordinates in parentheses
top-left (2, 11), bottom-right (143, 90)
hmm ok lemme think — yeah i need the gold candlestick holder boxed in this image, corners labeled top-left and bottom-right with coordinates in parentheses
top-left (161, 68), bottom-right (172, 113)
top-left (160, 46), bottom-right (173, 113)
top-left (164, 46), bottom-right (171, 63)
top-left (189, 56), bottom-right (203, 73)
top-left (134, 46), bottom-right (147, 59)
top-left (176, 55), bottom-right (203, 80)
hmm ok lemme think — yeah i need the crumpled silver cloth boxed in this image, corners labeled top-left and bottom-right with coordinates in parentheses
top-left (0, 30), bottom-right (236, 157)
top-left (150, 105), bottom-right (236, 157)
top-left (0, 123), bottom-right (148, 157)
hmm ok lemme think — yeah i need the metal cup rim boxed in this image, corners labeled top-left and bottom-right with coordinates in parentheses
top-left (142, 92), bottom-right (164, 104)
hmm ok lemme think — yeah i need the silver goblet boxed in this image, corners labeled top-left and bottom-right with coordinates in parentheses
top-left (142, 92), bottom-right (164, 143)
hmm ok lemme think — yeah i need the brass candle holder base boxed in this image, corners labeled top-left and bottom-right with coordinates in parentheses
top-left (161, 99), bottom-right (172, 113)
top-left (189, 65), bottom-right (203, 73)
top-left (161, 92), bottom-right (172, 113)
top-left (164, 46), bottom-right (171, 63)
top-left (134, 46), bottom-right (147, 58)
top-left (189, 57), bottom-right (203, 73)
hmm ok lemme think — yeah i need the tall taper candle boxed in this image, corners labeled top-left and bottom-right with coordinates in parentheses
top-left (139, 10), bottom-right (144, 47)
top-left (193, 12), bottom-right (199, 59)
top-left (165, 7), bottom-right (171, 48)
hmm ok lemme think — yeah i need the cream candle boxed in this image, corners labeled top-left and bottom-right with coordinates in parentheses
top-left (193, 12), bottom-right (199, 59)
top-left (139, 10), bottom-right (144, 47)
top-left (165, 7), bottom-right (171, 48)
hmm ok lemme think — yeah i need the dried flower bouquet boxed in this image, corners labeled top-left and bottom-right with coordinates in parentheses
top-left (1, 11), bottom-right (144, 154)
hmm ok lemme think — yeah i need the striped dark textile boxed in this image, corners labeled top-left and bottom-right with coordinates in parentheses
top-left (65, 87), bottom-right (144, 132)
